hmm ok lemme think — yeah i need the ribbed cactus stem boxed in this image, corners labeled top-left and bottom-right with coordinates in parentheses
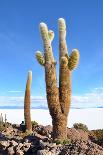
top-left (36, 51), bottom-right (45, 66)
top-left (24, 71), bottom-right (32, 131)
top-left (68, 49), bottom-right (80, 71)
top-left (40, 23), bottom-right (54, 63)
top-left (58, 18), bottom-right (68, 59)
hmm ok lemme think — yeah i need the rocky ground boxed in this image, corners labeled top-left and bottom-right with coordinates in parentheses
top-left (0, 124), bottom-right (103, 155)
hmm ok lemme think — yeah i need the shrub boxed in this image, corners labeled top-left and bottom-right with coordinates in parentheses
top-left (31, 120), bottom-right (38, 126)
top-left (55, 139), bottom-right (71, 145)
top-left (0, 125), bottom-right (5, 131)
top-left (20, 130), bottom-right (32, 138)
top-left (73, 123), bottom-right (88, 131)
top-left (90, 129), bottom-right (103, 147)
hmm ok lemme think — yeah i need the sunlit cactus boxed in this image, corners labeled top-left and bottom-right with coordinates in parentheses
top-left (35, 18), bottom-right (80, 141)
top-left (60, 56), bottom-right (68, 68)
top-left (24, 71), bottom-right (32, 131)
top-left (48, 30), bottom-right (54, 43)
top-left (68, 49), bottom-right (80, 71)
top-left (36, 51), bottom-right (45, 66)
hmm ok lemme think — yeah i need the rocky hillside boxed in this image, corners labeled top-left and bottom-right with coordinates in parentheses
top-left (0, 123), bottom-right (103, 155)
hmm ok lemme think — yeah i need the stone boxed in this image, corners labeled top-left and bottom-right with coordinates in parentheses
top-left (16, 149), bottom-right (24, 155)
top-left (0, 140), bottom-right (10, 148)
top-left (7, 146), bottom-right (15, 155)
top-left (23, 142), bottom-right (31, 148)
top-left (10, 140), bottom-right (18, 147)
top-left (37, 150), bottom-right (51, 155)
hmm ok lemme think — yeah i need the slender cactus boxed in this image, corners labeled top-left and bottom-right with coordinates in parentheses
top-left (5, 114), bottom-right (7, 124)
top-left (0, 113), bottom-right (3, 123)
top-left (35, 18), bottom-right (79, 141)
top-left (24, 71), bottom-right (32, 131)
top-left (0, 113), bottom-right (3, 130)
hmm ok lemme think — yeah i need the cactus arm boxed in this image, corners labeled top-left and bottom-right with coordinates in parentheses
top-left (58, 18), bottom-right (71, 115)
top-left (40, 23), bottom-right (55, 64)
top-left (24, 71), bottom-right (32, 131)
top-left (68, 49), bottom-right (80, 71)
top-left (39, 22), bottom-right (61, 116)
top-left (36, 51), bottom-right (45, 66)
top-left (58, 18), bottom-right (68, 59)
top-left (48, 30), bottom-right (54, 43)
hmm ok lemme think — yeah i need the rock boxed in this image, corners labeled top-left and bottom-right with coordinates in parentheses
top-left (33, 125), bottom-right (52, 136)
top-left (16, 149), bottom-right (24, 155)
top-left (0, 133), bottom-right (5, 140)
top-left (37, 150), bottom-right (51, 155)
top-left (17, 143), bottom-right (23, 149)
top-left (34, 133), bottom-right (48, 141)
top-left (39, 140), bottom-right (46, 149)
top-left (23, 142), bottom-right (31, 148)
top-left (24, 138), bottom-right (29, 143)
top-left (67, 128), bottom-right (89, 141)
top-left (7, 146), bottom-right (15, 155)
top-left (10, 140), bottom-right (18, 146)
top-left (59, 140), bottom-right (103, 155)
top-left (0, 140), bottom-right (10, 148)
top-left (23, 147), bottom-right (30, 152)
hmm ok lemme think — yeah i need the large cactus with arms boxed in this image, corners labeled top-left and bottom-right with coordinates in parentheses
top-left (24, 71), bottom-right (32, 131)
top-left (35, 18), bottom-right (79, 141)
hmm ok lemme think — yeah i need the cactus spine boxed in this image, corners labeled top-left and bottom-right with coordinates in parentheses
top-left (24, 71), bottom-right (32, 131)
top-left (35, 18), bottom-right (79, 141)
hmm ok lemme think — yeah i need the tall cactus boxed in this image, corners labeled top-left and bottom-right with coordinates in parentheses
top-left (24, 71), bottom-right (32, 131)
top-left (35, 18), bottom-right (79, 141)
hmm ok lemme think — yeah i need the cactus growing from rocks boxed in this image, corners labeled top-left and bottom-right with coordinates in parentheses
top-left (4, 114), bottom-right (7, 124)
top-left (24, 71), bottom-right (32, 131)
top-left (35, 18), bottom-right (79, 141)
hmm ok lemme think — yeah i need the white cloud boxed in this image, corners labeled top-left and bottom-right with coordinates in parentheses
top-left (0, 87), bottom-right (103, 108)
top-left (71, 87), bottom-right (103, 108)
top-left (0, 95), bottom-right (47, 108)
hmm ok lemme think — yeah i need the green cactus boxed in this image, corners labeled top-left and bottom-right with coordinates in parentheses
top-left (35, 18), bottom-right (80, 141)
top-left (24, 71), bottom-right (32, 131)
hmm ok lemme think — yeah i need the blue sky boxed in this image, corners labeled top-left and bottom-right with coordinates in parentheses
top-left (0, 0), bottom-right (103, 108)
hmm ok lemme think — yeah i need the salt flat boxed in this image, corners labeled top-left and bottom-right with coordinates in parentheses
top-left (0, 108), bottom-right (103, 130)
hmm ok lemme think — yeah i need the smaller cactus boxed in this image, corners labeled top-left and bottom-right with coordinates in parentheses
top-left (36, 51), bottom-right (45, 66)
top-left (5, 114), bottom-right (7, 124)
top-left (0, 113), bottom-right (3, 123)
top-left (68, 49), bottom-right (79, 71)
top-left (24, 71), bottom-right (32, 131)
top-left (0, 113), bottom-right (3, 130)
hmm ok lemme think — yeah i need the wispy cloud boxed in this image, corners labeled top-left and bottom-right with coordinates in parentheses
top-left (72, 87), bottom-right (103, 108)
top-left (8, 90), bottom-right (23, 93)
top-left (0, 87), bottom-right (103, 109)
top-left (0, 95), bottom-right (47, 108)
